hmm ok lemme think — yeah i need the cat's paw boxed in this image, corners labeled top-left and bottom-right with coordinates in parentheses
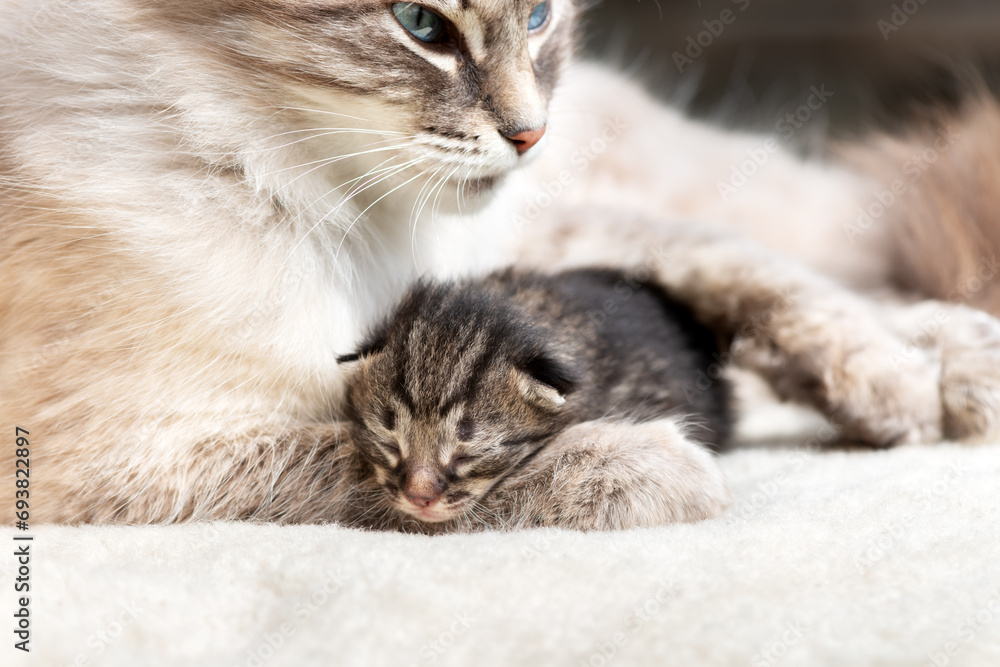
top-left (934, 304), bottom-right (1000, 439)
top-left (731, 293), bottom-right (944, 446)
top-left (498, 418), bottom-right (730, 531)
top-left (872, 299), bottom-right (1000, 441)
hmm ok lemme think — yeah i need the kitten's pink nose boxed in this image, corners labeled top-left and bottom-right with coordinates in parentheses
top-left (506, 126), bottom-right (546, 154)
top-left (404, 468), bottom-right (444, 508)
top-left (406, 492), bottom-right (440, 508)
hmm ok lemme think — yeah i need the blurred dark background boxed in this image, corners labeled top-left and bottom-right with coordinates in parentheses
top-left (580, 0), bottom-right (1000, 138)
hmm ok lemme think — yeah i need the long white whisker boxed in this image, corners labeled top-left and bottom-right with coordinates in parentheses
top-left (409, 165), bottom-right (447, 260)
top-left (430, 164), bottom-right (461, 222)
top-left (274, 106), bottom-right (400, 127)
top-left (280, 157), bottom-right (419, 241)
top-left (333, 164), bottom-right (430, 263)
top-left (255, 141), bottom-right (416, 179)
top-left (240, 143), bottom-right (417, 223)
top-left (239, 129), bottom-right (408, 155)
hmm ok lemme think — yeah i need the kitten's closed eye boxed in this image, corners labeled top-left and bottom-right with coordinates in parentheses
top-left (382, 441), bottom-right (402, 459)
top-left (451, 454), bottom-right (477, 467)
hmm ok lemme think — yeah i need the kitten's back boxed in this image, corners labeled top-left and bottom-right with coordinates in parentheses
top-left (482, 268), bottom-right (731, 450)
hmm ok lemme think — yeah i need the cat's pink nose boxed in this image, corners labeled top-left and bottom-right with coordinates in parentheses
top-left (506, 126), bottom-right (546, 154)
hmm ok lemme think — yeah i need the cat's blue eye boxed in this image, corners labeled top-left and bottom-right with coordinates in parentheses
top-left (528, 2), bottom-right (551, 32)
top-left (392, 3), bottom-right (447, 44)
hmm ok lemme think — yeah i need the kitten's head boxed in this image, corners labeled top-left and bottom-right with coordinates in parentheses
top-left (339, 279), bottom-right (577, 524)
top-left (146, 0), bottom-right (577, 210)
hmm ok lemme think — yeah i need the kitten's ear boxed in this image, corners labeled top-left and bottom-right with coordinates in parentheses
top-left (514, 354), bottom-right (576, 409)
top-left (336, 351), bottom-right (365, 365)
top-left (337, 329), bottom-right (387, 366)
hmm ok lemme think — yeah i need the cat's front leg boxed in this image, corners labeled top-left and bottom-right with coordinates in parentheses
top-left (480, 418), bottom-right (730, 531)
top-left (876, 298), bottom-right (1000, 441)
top-left (512, 206), bottom-right (944, 446)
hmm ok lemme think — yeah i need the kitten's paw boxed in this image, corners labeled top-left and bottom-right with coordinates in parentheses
top-left (500, 419), bottom-right (730, 531)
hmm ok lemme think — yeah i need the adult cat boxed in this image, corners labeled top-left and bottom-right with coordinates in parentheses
top-left (1, 0), bottom-right (997, 526)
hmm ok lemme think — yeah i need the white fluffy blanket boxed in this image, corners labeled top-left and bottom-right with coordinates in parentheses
top-left (5, 407), bottom-right (1000, 667)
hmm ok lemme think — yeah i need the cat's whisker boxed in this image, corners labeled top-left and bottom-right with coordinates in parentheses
top-left (274, 155), bottom-right (424, 272)
top-left (426, 164), bottom-right (461, 224)
top-left (328, 157), bottom-right (414, 205)
top-left (409, 165), bottom-right (447, 260)
top-left (320, 160), bottom-right (429, 246)
top-left (277, 156), bottom-right (418, 239)
top-left (332, 163), bottom-right (431, 263)
top-left (348, 494), bottom-right (395, 526)
top-left (239, 129), bottom-right (410, 155)
top-left (273, 154), bottom-right (411, 232)
top-left (478, 499), bottom-right (510, 529)
top-left (410, 165), bottom-right (446, 226)
top-left (214, 141), bottom-right (419, 226)
top-left (273, 106), bottom-right (402, 129)
top-left (206, 139), bottom-right (418, 229)
top-left (252, 141), bottom-right (418, 180)
top-left (454, 167), bottom-right (469, 217)
top-left (464, 499), bottom-right (500, 530)
top-left (269, 159), bottom-right (417, 275)
top-left (335, 157), bottom-right (423, 209)
top-left (250, 126), bottom-right (406, 142)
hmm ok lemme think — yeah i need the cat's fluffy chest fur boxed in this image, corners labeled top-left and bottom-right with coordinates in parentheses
top-left (0, 0), bottom-right (508, 416)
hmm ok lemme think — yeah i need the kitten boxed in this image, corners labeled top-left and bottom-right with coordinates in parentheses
top-left (339, 268), bottom-right (731, 525)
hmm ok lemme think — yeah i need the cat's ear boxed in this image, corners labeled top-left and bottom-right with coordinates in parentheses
top-left (514, 354), bottom-right (576, 409)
